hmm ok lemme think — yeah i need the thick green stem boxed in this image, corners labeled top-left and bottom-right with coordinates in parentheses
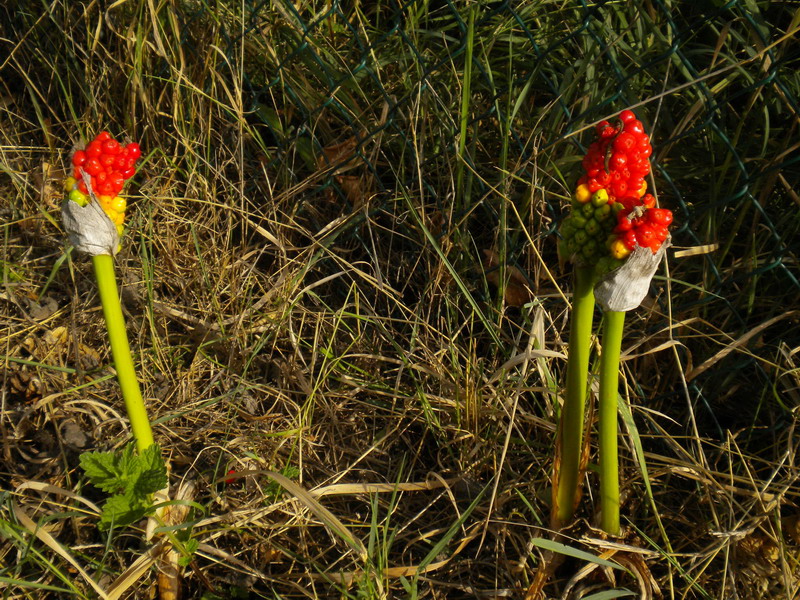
top-left (93, 254), bottom-right (154, 453)
top-left (599, 310), bottom-right (625, 535)
top-left (555, 266), bottom-right (595, 525)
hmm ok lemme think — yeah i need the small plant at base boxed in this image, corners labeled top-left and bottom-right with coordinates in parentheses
top-left (80, 443), bottom-right (167, 529)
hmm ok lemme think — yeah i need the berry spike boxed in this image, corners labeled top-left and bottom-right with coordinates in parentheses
top-left (67, 132), bottom-right (141, 237)
top-left (558, 110), bottom-right (672, 278)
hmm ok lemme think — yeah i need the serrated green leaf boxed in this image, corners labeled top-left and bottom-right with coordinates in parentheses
top-left (177, 538), bottom-right (199, 567)
top-left (129, 444), bottom-right (167, 498)
top-left (99, 494), bottom-right (147, 530)
top-left (80, 449), bottom-right (128, 494)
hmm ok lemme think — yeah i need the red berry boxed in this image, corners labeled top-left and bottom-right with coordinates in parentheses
top-left (619, 109), bottom-right (636, 123)
top-left (110, 172), bottom-right (125, 189)
top-left (84, 158), bottom-right (102, 176)
top-left (73, 167), bottom-right (82, 180)
top-left (95, 131), bottom-right (111, 142)
top-left (648, 208), bottom-right (673, 226)
top-left (100, 154), bottom-right (116, 168)
top-left (651, 224), bottom-right (668, 242)
top-left (601, 126), bottom-right (617, 138)
top-left (72, 150), bottom-right (87, 167)
top-left (626, 120), bottom-right (645, 135)
top-left (611, 153), bottom-right (627, 169)
top-left (78, 180), bottom-right (88, 193)
top-left (615, 217), bottom-right (633, 232)
top-left (102, 139), bottom-right (121, 155)
top-left (623, 230), bottom-right (638, 250)
top-left (598, 171), bottom-right (611, 186)
top-left (612, 181), bottom-right (628, 197)
top-left (636, 225), bottom-right (656, 247)
top-left (126, 143), bottom-right (141, 159)
top-left (588, 178), bottom-right (601, 193)
top-left (86, 141), bottom-right (102, 159)
top-left (613, 132), bottom-right (636, 152)
top-left (98, 182), bottom-right (114, 196)
top-left (121, 167), bottom-right (136, 179)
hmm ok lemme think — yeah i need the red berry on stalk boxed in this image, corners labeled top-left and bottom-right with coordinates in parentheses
top-left (110, 172), bottom-right (125, 190)
top-left (102, 139), bottom-right (121, 155)
top-left (626, 120), bottom-right (645, 135)
top-left (96, 131), bottom-right (111, 142)
top-left (619, 109), bottom-right (636, 123)
top-left (648, 208), bottom-right (673, 226)
top-left (84, 158), bottom-right (102, 176)
top-left (611, 153), bottom-right (627, 169)
top-left (613, 132), bottom-right (636, 152)
top-left (72, 150), bottom-right (86, 167)
top-left (101, 154), bottom-right (116, 168)
top-left (86, 141), bottom-right (102, 159)
top-left (126, 143), bottom-right (141, 159)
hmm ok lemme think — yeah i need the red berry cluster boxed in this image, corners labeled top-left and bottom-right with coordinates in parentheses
top-left (71, 131), bottom-right (141, 197)
top-left (578, 109), bottom-right (651, 201)
top-left (559, 110), bottom-right (673, 274)
top-left (612, 197), bottom-right (672, 254)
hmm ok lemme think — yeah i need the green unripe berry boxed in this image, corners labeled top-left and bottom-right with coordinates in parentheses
top-left (571, 215), bottom-right (587, 229)
top-left (585, 218), bottom-right (600, 236)
top-left (574, 230), bottom-right (587, 244)
top-left (581, 202), bottom-right (595, 219)
top-left (594, 204), bottom-right (611, 221)
top-left (591, 189), bottom-right (610, 207)
top-left (69, 189), bottom-right (88, 206)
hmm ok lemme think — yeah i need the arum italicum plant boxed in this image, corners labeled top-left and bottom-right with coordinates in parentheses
top-left (62, 132), bottom-right (177, 534)
top-left (555, 111), bottom-right (672, 534)
top-left (62, 131), bottom-right (155, 453)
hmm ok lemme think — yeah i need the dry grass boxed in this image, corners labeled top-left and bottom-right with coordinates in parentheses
top-left (1, 1), bottom-right (799, 598)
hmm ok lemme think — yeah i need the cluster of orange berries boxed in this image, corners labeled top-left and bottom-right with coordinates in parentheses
top-left (559, 110), bottom-right (672, 276)
top-left (64, 132), bottom-right (141, 237)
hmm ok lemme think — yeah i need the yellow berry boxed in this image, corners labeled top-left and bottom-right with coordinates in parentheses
top-left (64, 177), bottom-right (77, 192)
top-left (116, 224), bottom-right (125, 237)
top-left (69, 189), bottom-right (88, 206)
top-left (637, 181), bottom-right (647, 198)
top-left (111, 196), bottom-right (127, 213)
top-left (574, 184), bottom-right (592, 204)
top-left (609, 238), bottom-right (631, 260)
top-left (112, 211), bottom-right (125, 225)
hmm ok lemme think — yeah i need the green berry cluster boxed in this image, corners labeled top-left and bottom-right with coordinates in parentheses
top-left (559, 187), bottom-right (624, 272)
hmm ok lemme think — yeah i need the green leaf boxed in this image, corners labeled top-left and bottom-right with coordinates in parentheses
top-left (177, 538), bottom-right (199, 567)
top-left (129, 444), bottom-right (168, 498)
top-left (581, 590), bottom-right (635, 600)
top-left (99, 494), bottom-right (147, 530)
top-left (529, 538), bottom-right (626, 571)
top-left (80, 444), bottom-right (136, 494)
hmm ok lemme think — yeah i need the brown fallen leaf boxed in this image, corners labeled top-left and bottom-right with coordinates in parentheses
top-left (483, 248), bottom-right (534, 307)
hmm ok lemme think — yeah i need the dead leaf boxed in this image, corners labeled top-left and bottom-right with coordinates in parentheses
top-left (318, 137), bottom-right (359, 174)
top-left (483, 249), bottom-right (533, 307)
